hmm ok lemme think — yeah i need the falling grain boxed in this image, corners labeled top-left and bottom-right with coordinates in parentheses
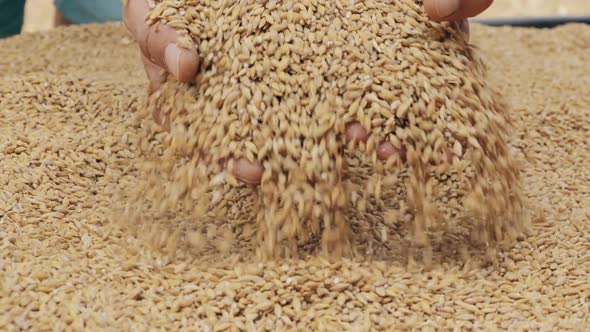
top-left (127, 0), bottom-right (531, 261)
top-left (1, 3), bottom-right (589, 332)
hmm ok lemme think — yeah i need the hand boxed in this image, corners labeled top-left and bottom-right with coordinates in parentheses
top-left (122, 0), bottom-right (199, 93)
top-left (342, 1), bottom-right (497, 167)
top-left (424, 0), bottom-right (494, 41)
top-left (121, 0), bottom-right (491, 186)
top-left (424, 0), bottom-right (494, 21)
top-left (122, 0), bottom-right (264, 184)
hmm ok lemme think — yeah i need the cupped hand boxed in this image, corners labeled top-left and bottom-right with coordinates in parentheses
top-left (424, 0), bottom-right (494, 21)
top-left (422, 0), bottom-right (494, 41)
top-left (122, 0), bottom-right (264, 184)
top-left (123, 0), bottom-right (199, 91)
top-left (122, 0), bottom-right (493, 186)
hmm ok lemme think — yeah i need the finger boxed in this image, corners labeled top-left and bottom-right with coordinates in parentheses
top-left (345, 122), bottom-right (369, 144)
top-left (124, 0), bottom-right (199, 83)
top-left (123, 0), bottom-right (149, 38)
top-left (346, 122), bottom-right (406, 161)
top-left (376, 142), bottom-right (405, 161)
top-left (145, 25), bottom-right (200, 83)
top-left (141, 53), bottom-right (164, 94)
top-left (424, 0), bottom-right (494, 21)
top-left (232, 158), bottom-right (264, 185)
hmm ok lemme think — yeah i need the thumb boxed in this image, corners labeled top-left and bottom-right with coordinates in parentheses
top-left (123, 0), bottom-right (199, 83)
top-left (424, 0), bottom-right (494, 21)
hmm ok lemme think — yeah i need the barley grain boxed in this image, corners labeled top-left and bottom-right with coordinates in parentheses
top-left (126, 0), bottom-right (532, 261)
top-left (1, 5), bottom-right (589, 332)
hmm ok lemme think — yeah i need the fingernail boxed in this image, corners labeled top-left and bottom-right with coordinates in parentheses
top-left (233, 158), bottom-right (263, 185)
top-left (164, 44), bottom-right (181, 80)
top-left (346, 122), bottom-right (369, 144)
top-left (377, 142), bottom-right (398, 161)
top-left (436, 0), bottom-right (460, 18)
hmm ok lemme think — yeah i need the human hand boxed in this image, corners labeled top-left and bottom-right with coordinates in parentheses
top-left (121, 0), bottom-right (493, 186)
top-left (122, 0), bottom-right (264, 184)
top-left (424, 0), bottom-right (494, 21)
top-left (122, 0), bottom-right (199, 93)
top-left (345, 1), bottom-right (497, 166)
top-left (423, 0), bottom-right (494, 40)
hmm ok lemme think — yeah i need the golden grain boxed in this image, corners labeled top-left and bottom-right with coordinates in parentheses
top-left (124, 0), bottom-right (533, 262)
top-left (1, 5), bottom-right (589, 332)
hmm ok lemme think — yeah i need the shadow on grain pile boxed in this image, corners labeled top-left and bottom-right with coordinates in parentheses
top-left (113, 0), bottom-right (533, 268)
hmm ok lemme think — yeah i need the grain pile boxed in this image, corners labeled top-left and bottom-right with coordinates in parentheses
top-left (120, 0), bottom-right (529, 262)
top-left (1, 18), bottom-right (589, 332)
top-left (481, 0), bottom-right (590, 18)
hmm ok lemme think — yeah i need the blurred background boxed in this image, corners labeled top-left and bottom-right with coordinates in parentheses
top-left (21, 0), bottom-right (590, 33)
top-left (483, 0), bottom-right (590, 18)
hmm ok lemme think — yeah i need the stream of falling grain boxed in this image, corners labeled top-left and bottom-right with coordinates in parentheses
top-left (119, 0), bottom-right (531, 263)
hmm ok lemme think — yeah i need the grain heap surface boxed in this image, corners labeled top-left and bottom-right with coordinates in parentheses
top-left (1, 21), bottom-right (589, 332)
top-left (481, 0), bottom-right (590, 18)
top-left (127, 0), bottom-right (529, 261)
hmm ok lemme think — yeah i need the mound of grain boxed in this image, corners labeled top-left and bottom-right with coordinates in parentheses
top-left (120, 0), bottom-right (530, 261)
top-left (1, 21), bottom-right (589, 331)
top-left (481, 0), bottom-right (590, 18)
